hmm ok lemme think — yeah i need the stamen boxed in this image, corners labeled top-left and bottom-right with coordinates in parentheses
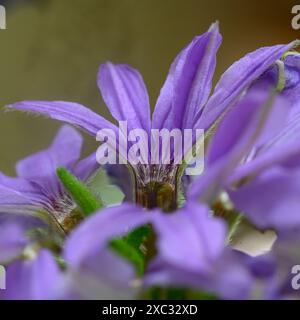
top-left (133, 164), bottom-right (179, 212)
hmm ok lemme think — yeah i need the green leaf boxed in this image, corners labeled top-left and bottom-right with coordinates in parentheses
top-left (110, 238), bottom-right (145, 276)
top-left (109, 225), bottom-right (152, 276)
top-left (125, 225), bottom-right (151, 250)
top-left (56, 167), bottom-right (103, 216)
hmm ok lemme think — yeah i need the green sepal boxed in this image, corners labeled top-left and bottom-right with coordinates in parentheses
top-left (56, 167), bottom-right (104, 216)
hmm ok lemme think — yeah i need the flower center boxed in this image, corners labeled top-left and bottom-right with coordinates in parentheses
top-left (133, 164), bottom-right (179, 212)
top-left (47, 194), bottom-right (82, 234)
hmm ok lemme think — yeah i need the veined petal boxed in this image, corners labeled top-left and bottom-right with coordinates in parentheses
top-left (17, 149), bottom-right (61, 202)
top-left (0, 184), bottom-right (36, 206)
top-left (196, 40), bottom-right (299, 131)
top-left (152, 22), bottom-right (221, 130)
top-left (0, 173), bottom-right (44, 204)
top-left (98, 63), bottom-right (151, 133)
top-left (0, 179), bottom-right (46, 218)
top-left (8, 100), bottom-right (117, 136)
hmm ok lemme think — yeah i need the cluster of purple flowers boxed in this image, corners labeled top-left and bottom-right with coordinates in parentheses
top-left (1, 23), bottom-right (300, 299)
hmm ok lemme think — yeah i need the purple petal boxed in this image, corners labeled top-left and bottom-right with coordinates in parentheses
top-left (73, 152), bottom-right (99, 181)
top-left (152, 22), bottom-right (221, 130)
top-left (230, 168), bottom-right (300, 231)
top-left (282, 54), bottom-right (300, 107)
top-left (63, 204), bottom-right (151, 290)
top-left (188, 91), bottom-right (287, 202)
top-left (8, 100), bottom-right (117, 136)
top-left (70, 248), bottom-right (136, 288)
top-left (229, 113), bottom-right (300, 183)
top-left (227, 99), bottom-right (300, 184)
top-left (203, 250), bottom-right (255, 299)
top-left (0, 250), bottom-right (62, 300)
top-left (0, 173), bottom-right (45, 205)
top-left (196, 41), bottom-right (298, 131)
top-left (208, 92), bottom-right (288, 166)
top-left (98, 63), bottom-right (151, 132)
top-left (0, 184), bottom-right (36, 206)
top-left (264, 236), bottom-right (300, 299)
top-left (17, 126), bottom-right (82, 179)
top-left (229, 144), bottom-right (300, 184)
top-left (64, 203), bottom-right (150, 267)
top-left (151, 202), bottom-right (227, 273)
top-left (49, 125), bottom-right (83, 166)
top-left (251, 53), bottom-right (300, 108)
top-left (145, 253), bottom-right (253, 300)
top-left (15, 126), bottom-right (83, 200)
top-left (146, 210), bottom-right (253, 299)
top-left (0, 223), bottom-right (28, 263)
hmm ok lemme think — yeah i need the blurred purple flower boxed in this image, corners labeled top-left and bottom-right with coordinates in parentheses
top-left (58, 200), bottom-right (255, 299)
top-left (188, 82), bottom-right (300, 234)
top-left (0, 125), bottom-right (98, 233)
top-left (143, 202), bottom-right (254, 299)
top-left (0, 204), bottom-right (150, 300)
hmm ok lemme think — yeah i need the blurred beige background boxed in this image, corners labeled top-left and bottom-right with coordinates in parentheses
top-left (0, 0), bottom-right (298, 175)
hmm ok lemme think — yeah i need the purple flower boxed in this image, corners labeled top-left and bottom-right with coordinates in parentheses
top-left (0, 204), bottom-right (149, 300)
top-left (0, 125), bottom-right (98, 233)
top-left (64, 201), bottom-right (257, 299)
top-left (2, 23), bottom-right (300, 300)
top-left (143, 202), bottom-right (255, 299)
top-left (187, 80), bottom-right (300, 233)
top-left (188, 89), bottom-right (289, 201)
top-left (7, 24), bottom-right (297, 196)
top-left (226, 103), bottom-right (300, 233)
